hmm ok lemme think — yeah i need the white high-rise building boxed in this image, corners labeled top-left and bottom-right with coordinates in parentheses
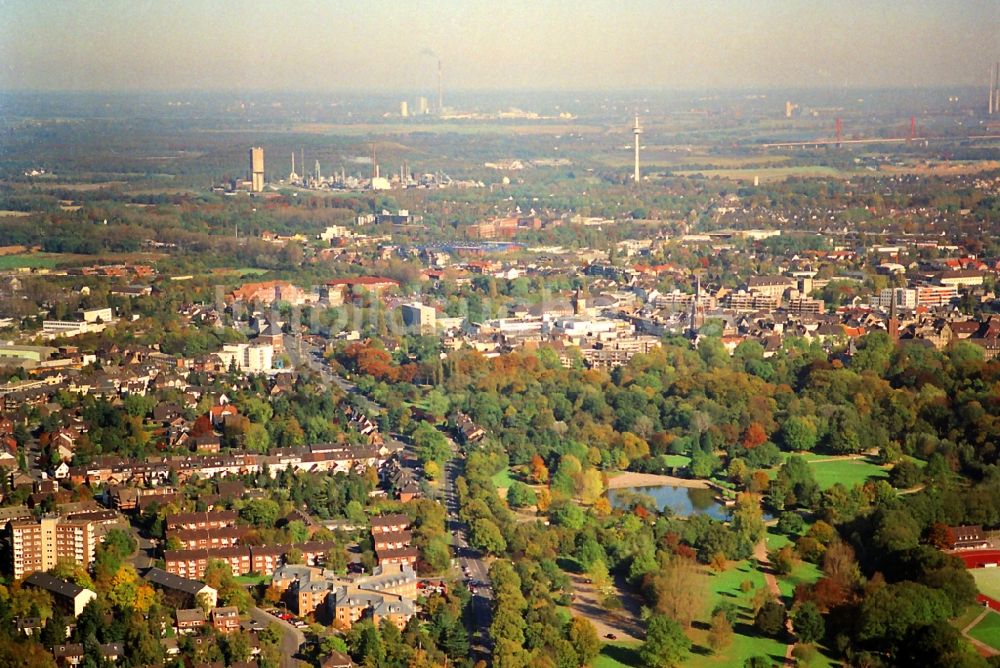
top-left (401, 303), bottom-right (436, 334)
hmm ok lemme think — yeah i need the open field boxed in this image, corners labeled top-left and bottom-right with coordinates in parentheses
top-left (661, 454), bottom-right (692, 469)
top-left (878, 159), bottom-right (1000, 176)
top-left (210, 267), bottom-right (271, 278)
top-left (0, 254), bottom-right (63, 270)
top-left (968, 610), bottom-right (1000, 651)
top-left (37, 181), bottom-right (127, 191)
top-left (593, 641), bottom-right (642, 668)
top-left (802, 455), bottom-right (888, 490)
top-left (685, 561), bottom-right (790, 668)
top-left (606, 471), bottom-right (710, 490)
top-left (776, 559), bottom-right (822, 602)
top-left (278, 121), bottom-right (604, 136)
top-left (672, 165), bottom-right (848, 182)
top-left (972, 568), bottom-right (1000, 601)
top-left (491, 466), bottom-right (516, 491)
top-left (0, 210), bottom-right (33, 217)
top-left (566, 572), bottom-right (644, 644)
top-left (595, 153), bottom-right (794, 169)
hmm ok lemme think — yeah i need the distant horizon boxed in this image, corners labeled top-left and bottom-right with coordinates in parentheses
top-left (1, 1), bottom-right (996, 92)
top-left (0, 84), bottom-right (991, 96)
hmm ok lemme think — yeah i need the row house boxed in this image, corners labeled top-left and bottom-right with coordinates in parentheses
top-left (167, 525), bottom-right (250, 550)
top-left (212, 606), bottom-right (241, 634)
top-left (164, 545), bottom-right (251, 579)
top-left (370, 514), bottom-right (410, 535)
top-left (165, 510), bottom-right (239, 531)
top-left (70, 446), bottom-right (383, 488)
top-left (165, 541), bottom-right (337, 579)
top-left (372, 530), bottom-right (412, 553)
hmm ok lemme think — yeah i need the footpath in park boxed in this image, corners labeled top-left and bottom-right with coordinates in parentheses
top-left (754, 538), bottom-right (797, 667)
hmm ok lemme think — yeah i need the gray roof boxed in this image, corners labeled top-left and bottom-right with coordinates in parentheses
top-left (23, 572), bottom-right (90, 600)
top-left (143, 567), bottom-right (213, 597)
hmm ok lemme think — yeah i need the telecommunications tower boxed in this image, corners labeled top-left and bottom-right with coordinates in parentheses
top-left (632, 115), bottom-right (642, 182)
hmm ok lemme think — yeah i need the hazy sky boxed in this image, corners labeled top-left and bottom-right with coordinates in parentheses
top-left (0, 0), bottom-right (997, 91)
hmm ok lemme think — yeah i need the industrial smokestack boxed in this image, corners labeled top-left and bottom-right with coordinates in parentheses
top-left (994, 61), bottom-right (1000, 115)
top-left (437, 59), bottom-right (443, 114)
top-left (990, 63), bottom-right (995, 115)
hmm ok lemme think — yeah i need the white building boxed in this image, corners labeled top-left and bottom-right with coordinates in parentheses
top-left (874, 288), bottom-right (918, 310)
top-left (82, 307), bottom-right (113, 323)
top-left (216, 343), bottom-right (274, 373)
top-left (400, 303), bottom-right (436, 334)
top-left (41, 321), bottom-right (106, 339)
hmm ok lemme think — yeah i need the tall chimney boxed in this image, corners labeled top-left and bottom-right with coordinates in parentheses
top-left (994, 62), bottom-right (1000, 115)
top-left (990, 63), bottom-right (995, 115)
top-left (437, 59), bottom-right (443, 114)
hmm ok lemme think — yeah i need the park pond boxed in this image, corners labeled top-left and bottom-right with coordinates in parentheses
top-left (607, 484), bottom-right (729, 520)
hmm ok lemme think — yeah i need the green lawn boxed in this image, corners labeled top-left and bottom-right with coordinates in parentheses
top-left (234, 574), bottom-right (271, 586)
top-left (590, 560), bottom-right (833, 667)
top-left (968, 610), bottom-right (1000, 651)
top-left (766, 527), bottom-right (792, 551)
top-left (786, 454), bottom-right (889, 490)
top-left (491, 466), bottom-right (517, 490)
top-left (662, 454), bottom-right (692, 469)
top-left (685, 561), bottom-right (789, 668)
top-left (593, 641), bottom-right (642, 668)
top-left (672, 165), bottom-right (848, 182)
top-left (776, 560), bottom-right (822, 602)
top-left (972, 568), bottom-right (1000, 601)
top-left (0, 254), bottom-right (61, 270)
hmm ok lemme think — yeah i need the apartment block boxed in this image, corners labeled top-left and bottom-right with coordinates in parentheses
top-left (9, 516), bottom-right (97, 579)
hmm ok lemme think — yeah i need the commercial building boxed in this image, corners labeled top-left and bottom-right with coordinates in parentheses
top-left (9, 515), bottom-right (98, 579)
top-left (916, 285), bottom-right (959, 307)
top-left (400, 303), bottom-right (436, 334)
top-left (874, 288), bottom-right (918, 310)
top-left (249, 147), bottom-right (265, 193)
top-left (216, 343), bottom-right (274, 373)
top-left (746, 276), bottom-right (796, 300)
top-left (0, 345), bottom-right (57, 368)
top-left (227, 280), bottom-right (309, 306)
top-left (82, 308), bottom-right (112, 324)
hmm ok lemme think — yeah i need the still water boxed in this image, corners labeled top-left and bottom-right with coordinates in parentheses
top-left (607, 485), bottom-right (728, 520)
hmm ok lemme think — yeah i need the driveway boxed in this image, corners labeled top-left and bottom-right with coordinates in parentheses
top-left (250, 607), bottom-right (305, 668)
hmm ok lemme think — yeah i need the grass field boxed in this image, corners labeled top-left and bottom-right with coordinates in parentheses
top-left (968, 610), bottom-right (1000, 651)
top-left (0, 254), bottom-right (62, 270)
top-left (673, 165), bottom-right (847, 182)
top-left (594, 641), bottom-right (642, 668)
top-left (210, 267), bottom-right (271, 277)
top-left (776, 560), bottom-right (823, 602)
top-left (662, 454), bottom-right (692, 469)
top-left (491, 466), bottom-right (517, 490)
top-left (589, 558), bottom-right (834, 667)
top-left (284, 121), bottom-right (603, 136)
top-left (807, 458), bottom-right (887, 490)
top-left (685, 562), bottom-right (789, 668)
top-left (972, 568), bottom-right (1000, 601)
